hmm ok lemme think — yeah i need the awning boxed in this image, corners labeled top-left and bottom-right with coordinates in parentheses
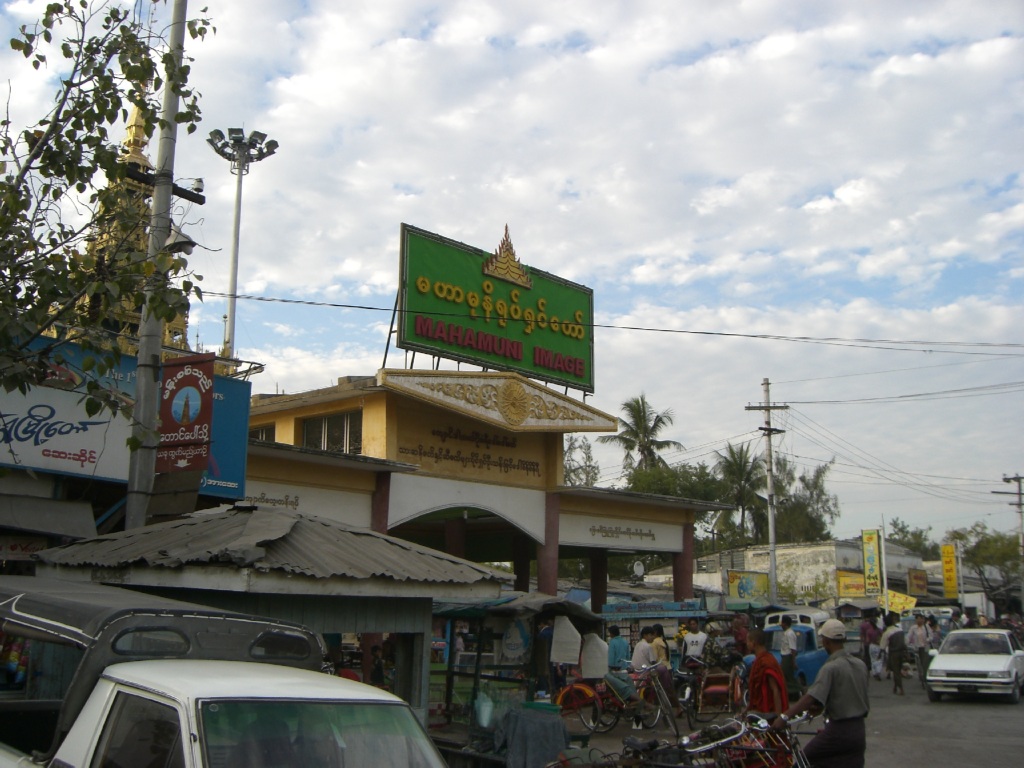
top-left (0, 495), bottom-right (96, 539)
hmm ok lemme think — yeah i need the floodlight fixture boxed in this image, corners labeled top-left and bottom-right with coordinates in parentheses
top-left (207, 126), bottom-right (279, 359)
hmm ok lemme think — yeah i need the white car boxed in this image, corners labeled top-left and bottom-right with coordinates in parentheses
top-left (925, 628), bottom-right (1024, 703)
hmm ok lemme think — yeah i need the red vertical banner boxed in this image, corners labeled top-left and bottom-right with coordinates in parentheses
top-left (155, 353), bottom-right (215, 474)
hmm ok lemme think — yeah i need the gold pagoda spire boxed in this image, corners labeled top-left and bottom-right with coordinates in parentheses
top-left (122, 100), bottom-right (153, 170)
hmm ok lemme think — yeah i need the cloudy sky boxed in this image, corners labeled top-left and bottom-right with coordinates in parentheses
top-left (4, 0), bottom-right (1022, 544)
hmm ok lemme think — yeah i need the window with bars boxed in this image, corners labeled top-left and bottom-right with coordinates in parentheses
top-left (302, 411), bottom-right (362, 455)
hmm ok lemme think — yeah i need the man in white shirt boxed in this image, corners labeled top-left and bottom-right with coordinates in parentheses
top-left (682, 617), bottom-right (709, 661)
top-left (631, 625), bottom-right (682, 716)
top-left (631, 626), bottom-right (659, 670)
top-left (779, 615), bottom-right (800, 701)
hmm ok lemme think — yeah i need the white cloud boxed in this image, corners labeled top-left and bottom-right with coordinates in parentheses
top-left (4, 0), bottom-right (1021, 540)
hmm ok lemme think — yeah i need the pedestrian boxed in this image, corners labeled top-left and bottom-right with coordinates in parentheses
top-left (732, 614), bottom-right (749, 656)
top-left (858, 612), bottom-right (879, 668)
top-left (369, 644), bottom-right (386, 688)
top-left (927, 616), bottom-right (943, 650)
top-left (949, 609), bottom-right (964, 631)
top-left (607, 625), bottom-right (630, 670)
top-left (631, 625), bottom-right (658, 670)
top-left (647, 624), bottom-right (684, 716)
top-left (862, 612), bottom-right (884, 680)
top-left (879, 612), bottom-right (906, 695)
top-left (745, 628), bottom-right (788, 718)
top-left (681, 617), bottom-right (709, 663)
top-left (651, 623), bottom-right (670, 667)
top-left (622, 626), bottom-right (661, 729)
top-left (772, 619), bottom-right (870, 768)
top-left (779, 615), bottom-right (800, 702)
top-left (906, 614), bottom-right (930, 680)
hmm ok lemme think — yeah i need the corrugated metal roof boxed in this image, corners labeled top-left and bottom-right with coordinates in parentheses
top-left (35, 509), bottom-right (506, 586)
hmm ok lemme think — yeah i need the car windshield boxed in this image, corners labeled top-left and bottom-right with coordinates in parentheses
top-left (939, 632), bottom-right (1011, 656)
top-left (199, 698), bottom-right (447, 767)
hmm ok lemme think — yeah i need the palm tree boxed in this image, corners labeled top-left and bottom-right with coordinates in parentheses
top-left (597, 394), bottom-right (683, 472)
top-left (714, 442), bottom-right (765, 544)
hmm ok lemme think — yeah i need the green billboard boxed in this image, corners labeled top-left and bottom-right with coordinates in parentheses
top-left (398, 224), bottom-right (595, 392)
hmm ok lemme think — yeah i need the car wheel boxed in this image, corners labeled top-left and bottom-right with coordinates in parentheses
top-left (926, 686), bottom-right (941, 702)
top-left (1008, 677), bottom-right (1021, 705)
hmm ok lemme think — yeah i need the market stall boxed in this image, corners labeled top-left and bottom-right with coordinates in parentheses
top-left (430, 593), bottom-right (604, 767)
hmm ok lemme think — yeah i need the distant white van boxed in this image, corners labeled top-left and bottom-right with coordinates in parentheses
top-left (764, 609), bottom-right (830, 629)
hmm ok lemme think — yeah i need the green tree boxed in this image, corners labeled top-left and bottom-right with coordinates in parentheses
top-left (889, 517), bottom-right (941, 560)
top-left (596, 393), bottom-right (682, 472)
top-left (714, 442), bottom-right (764, 544)
top-left (1, 1), bottom-right (211, 411)
top-left (627, 462), bottom-right (730, 554)
top-left (946, 523), bottom-right (1022, 615)
top-left (563, 434), bottom-right (600, 487)
top-left (774, 457), bottom-right (839, 544)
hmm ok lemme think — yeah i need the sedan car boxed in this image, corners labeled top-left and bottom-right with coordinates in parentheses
top-left (925, 628), bottom-right (1024, 703)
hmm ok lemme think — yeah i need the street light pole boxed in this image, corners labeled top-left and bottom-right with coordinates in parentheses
top-left (207, 129), bottom-right (278, 359)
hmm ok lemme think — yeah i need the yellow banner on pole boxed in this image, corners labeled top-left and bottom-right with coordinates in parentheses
top-left (862, 530), bottom-right (882, 596)
top-left (941, 544), bottom-right (958, 599)
top-left (879, 590), bottom-right (916, 614)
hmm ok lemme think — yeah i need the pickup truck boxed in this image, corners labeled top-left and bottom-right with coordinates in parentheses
top-left (743, 623), bottom-right (828, 688)
top-left (0, 576), bottom-right (446, 767)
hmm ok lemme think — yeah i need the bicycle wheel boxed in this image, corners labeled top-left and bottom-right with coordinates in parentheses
top-left (555, 683), bottom-right (603, 732)
top-left (676, 678), bottom-right (697, 730)
top-left (692, 675), bottom-right (717, 723)
top-left (639, 679), bottom-right (663, 728)
top-left (592, 697), bottom-right (621, 733)
top-left (652, 674), bottom-right (679, 738)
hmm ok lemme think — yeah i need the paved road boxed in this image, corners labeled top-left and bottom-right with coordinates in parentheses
top-left (574, 671), bottom-right (1024, 766)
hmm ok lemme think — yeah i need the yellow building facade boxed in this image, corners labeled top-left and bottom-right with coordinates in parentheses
top-left (244, 368), bottom-right (726, 610)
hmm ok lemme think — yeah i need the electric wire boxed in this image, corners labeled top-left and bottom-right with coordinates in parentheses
top-left (202, 290), bottom-right (1024, 357)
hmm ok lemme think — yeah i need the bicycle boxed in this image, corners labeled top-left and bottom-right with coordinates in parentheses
top-left (556, 664), bottom-right (675, 734)
top-left (620, 713), bottom-right (812, 767)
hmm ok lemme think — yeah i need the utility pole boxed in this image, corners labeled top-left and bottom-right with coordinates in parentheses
top-left (746, 378), bottom-right (789, 603)
top-left (125, 0), bottom-right (189, 529)
top-left (993, 474), bottom-right (1024, 614)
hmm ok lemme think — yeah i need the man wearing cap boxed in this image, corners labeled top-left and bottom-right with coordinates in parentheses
top-left (772, 618), bottom-right (869, 768)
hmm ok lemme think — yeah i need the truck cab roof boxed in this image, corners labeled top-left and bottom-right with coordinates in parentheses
top-left (101, 659), bottom-right (400, 704)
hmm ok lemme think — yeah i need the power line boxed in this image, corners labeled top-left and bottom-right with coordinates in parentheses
top-left (785, 380), bottom-right (1024, 404)
top-left (202, 291), bottom-right (1024, 356)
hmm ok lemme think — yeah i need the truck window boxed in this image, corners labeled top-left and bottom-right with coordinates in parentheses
top-left (199, 699), bottom-right (447, 768)
top-left (90, 692), bottom-right (184, 768)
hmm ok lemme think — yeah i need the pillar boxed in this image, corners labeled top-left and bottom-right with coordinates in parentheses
top-left (371, 472), bottom-right (391, 534)
top-left (537, 493), bottom-right (560, 595)
top-left (444, 517), bottom-right (467, 558)
top-left (674, 521), bottom-right (695, 600)
top-left (590, 549), bottom-right (608, 614)
top-left (512, 534), bottom-right (532, 593)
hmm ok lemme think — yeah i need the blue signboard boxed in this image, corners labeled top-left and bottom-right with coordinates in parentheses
top-left (0, 340), bottom-right (249, 500)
